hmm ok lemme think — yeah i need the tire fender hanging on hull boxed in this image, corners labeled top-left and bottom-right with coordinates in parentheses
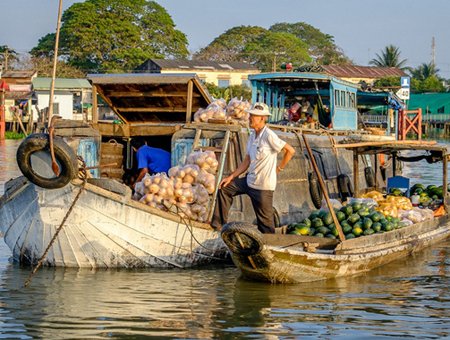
top-left (16, 133), bottom-right (78, 189)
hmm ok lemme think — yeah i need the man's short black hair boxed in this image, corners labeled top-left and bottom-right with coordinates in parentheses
top-left (131, 137), bottom-right (146, 150)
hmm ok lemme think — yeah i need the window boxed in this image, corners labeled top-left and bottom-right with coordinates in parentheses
top-left (437, 106), bottom-right (445, 113)
top-left (350, 93), bottom-right (356, 108)
top-left (340, 91), bottom-right (346, 107)
top-left (218, 79), bottom-right (230, 88)
top-left (334, 90), bottom-right (340, 106)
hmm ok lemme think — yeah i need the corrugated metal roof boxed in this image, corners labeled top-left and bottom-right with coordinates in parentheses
top-left (322, 65), bottom-right (406, 78)
top-left (88, 73), bottom-right (199, 85)
top-left (151, 59), bottom-right (258, 71)
top-left (32, 77), bottom-right (91, 90)
top-left (1, 70), bottom-right (37, 78)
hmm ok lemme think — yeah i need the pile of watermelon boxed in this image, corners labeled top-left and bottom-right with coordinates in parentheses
top-left (410, 183), bottom-right (444, 209)
top-left (287, 202), bottom-right (408, 239)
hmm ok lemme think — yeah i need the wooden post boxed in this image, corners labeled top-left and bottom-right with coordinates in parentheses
top-left (92, 85), bottom-right (98, 124)
top-left (186, 80), bottom-right (193, 122)
top-left (302, 134), bottom-right (346, 242)
top-left (0, 87), bottom-right (5, 139)
top-left (47, 0), bottom-right (64, 125)
top-left (443, 155), bottom-right (448, 209)
top-left (353, 150), bottom-right (359, 197)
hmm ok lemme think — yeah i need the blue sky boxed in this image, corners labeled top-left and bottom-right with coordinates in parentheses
top-left (1, 0), bottom-right (449, 78)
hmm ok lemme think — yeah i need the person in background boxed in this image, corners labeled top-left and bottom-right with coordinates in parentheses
top-left (130, 137), bottom-right (171, 185)
top-left (211, 102), bottom-right (295, 234)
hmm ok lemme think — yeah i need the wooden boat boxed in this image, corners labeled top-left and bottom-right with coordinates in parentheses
top-left (0, 73), bottom-right (396, 269)
top-left (221, 141), bottom-right (450, 283)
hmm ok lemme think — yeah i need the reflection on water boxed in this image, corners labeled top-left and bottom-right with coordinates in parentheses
top-left (0, 139), bottom-right (449, 338)
top-left (0, 243), bottom-right (448, 339)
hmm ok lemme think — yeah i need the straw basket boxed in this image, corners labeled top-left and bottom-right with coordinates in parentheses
top-left (101, 139), bottom-right (124, 156)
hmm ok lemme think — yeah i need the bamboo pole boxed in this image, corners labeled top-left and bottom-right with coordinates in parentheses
top-left (302, 134), bottom-right (346, 242)
top-left (47, 0), bottom-right (63, 125)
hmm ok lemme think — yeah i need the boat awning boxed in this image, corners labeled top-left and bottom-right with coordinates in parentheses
top-left (88, 73), bottom-right (212, 124)
top-left (335, 140), bottom-right (450, 158)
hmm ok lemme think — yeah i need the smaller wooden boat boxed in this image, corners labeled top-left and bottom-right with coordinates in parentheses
top-left (221, 141), bottom-right (450, 283)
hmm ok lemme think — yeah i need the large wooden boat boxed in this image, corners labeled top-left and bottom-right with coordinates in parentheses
top-left (221, 141), bottom-right (450, 283)
top-left (0, 73), bottom-right (395, 269)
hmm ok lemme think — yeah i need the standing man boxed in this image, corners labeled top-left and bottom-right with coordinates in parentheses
top-left (211, 102), bottom-right (295, 234)
top-left (131, 137), bottom-right (171, 185)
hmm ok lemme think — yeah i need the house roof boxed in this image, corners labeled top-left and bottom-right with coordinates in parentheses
top-left (321, 65), bottom-right (406, 79)
top-left (32, 77), bottom-right (91, 90)
top-left (150, 59), bottom-right (258, 71)
top-left (1, 70), bottom-right (37, 79)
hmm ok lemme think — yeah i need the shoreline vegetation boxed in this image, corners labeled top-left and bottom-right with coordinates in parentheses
top-left (5, 132), bottom-right (26, 140)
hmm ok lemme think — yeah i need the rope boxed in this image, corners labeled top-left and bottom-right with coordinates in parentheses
top-left (162, 201), bottom-right (228, 260)
top-left (24, 160), bottom-right (88, 288)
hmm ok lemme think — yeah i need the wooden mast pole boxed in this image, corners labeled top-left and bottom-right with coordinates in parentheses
top-left (47, 0), bottom-right (63, 126)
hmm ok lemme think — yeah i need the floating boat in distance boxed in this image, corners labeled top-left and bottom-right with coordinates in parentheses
top-left (0, 73), bottom-right (398, 269)
top-left (221, 141), bottom-right (450, 283)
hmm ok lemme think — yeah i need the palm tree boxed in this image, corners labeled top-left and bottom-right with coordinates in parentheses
top-left (369, 45), bottom-right (408, 70)
top-left (410, 62), bottom-right (440, 81)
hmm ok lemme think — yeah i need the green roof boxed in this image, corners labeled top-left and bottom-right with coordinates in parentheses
top-left (408, 93), bottom-right (450, 114)
top-left (32, 77), bottom-right (91, 90)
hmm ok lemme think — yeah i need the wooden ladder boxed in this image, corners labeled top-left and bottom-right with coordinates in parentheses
top-left (191, 127), bottom-right (231, 222)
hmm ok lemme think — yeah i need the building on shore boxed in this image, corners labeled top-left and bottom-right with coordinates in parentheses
top-left (135, 59), bottom-right (260, 88)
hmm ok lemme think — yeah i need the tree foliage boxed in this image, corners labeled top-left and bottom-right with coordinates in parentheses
top-left (410, 62), bottom-right (440, 81)
top-left (31, 0), bottom-right (189, 73)
top-left (269, 22), bottom-right (350, 65)
top-left (369, 45), bottom-right (408, 70)
top-left (205, 83), bottom-right (251, 102)
top-left (0, 45), bottom-right (18, 69)
top-left (373, 76), bottom-right (401, 89)
top-left (242, 31), bottom-right (311, 72)
top-left (193, 26), bottom-right (266, 62)
top-left (195, 26), bottom-right (311, 72)
top-left (28, 57), bottom-right (85, 78)
top-left (411, 75), bottom-right (445, 93)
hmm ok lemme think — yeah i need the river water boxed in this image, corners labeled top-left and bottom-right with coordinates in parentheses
top-left (0, 139), bottom-right (448, 339)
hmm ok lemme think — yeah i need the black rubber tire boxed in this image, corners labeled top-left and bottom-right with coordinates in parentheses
top-left (337, 173), bottom-right (353, 201)
top-left (87, 178), bottom-right (131, 197)
top-left (273, 207), bottom-right (281, 228)
top-left (221, 222), bottom-right (264, 256)
top-left (16, 133), bottom-right (78, 189)
top-left (364, 166), bottom-right (376, 188)
top-left (308, 172), bottom-right (323, 209)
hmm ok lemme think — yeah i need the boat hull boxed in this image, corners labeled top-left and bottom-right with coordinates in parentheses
top-left (0, 177), bottom-right (229, 268)
top-left (222, 219), bottom-right (450, 283)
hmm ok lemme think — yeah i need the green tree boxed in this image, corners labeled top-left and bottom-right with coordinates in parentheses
top-left (369, 45), bottom-right (408, 70)
top-left (204, 83), bottom-right (251, 102)
top-left (410, 62), bottom-right (440, 81)
top-left (411, 75), bottom-right (445, 93)
top-left (242, 31), bottom-right (311, 72)
top-left (0, 45), bottom-right (18, 70)
top-left (30, 34), bottom-right (57, 58)
top-left (31, 0), bottom-right (189, 73)
top-left (269, 22), bottom-right (350, 65)
top-left (194, 26), bottom-right (267, 61)
top-left (373, 76), bottom-right (401, 89)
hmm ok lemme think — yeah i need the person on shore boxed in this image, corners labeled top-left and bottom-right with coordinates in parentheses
top-left (211, 102), bottom-right (295, 234)
top-left (131, 137), bottom-right (171, 185)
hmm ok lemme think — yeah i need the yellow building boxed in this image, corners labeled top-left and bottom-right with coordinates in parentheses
top-left (136, 59), bottom-right (260, 87)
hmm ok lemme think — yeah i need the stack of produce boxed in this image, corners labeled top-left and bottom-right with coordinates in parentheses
top-left (375, 195), bottom-right (412, 218)
top-left (193, 99), bottom-right (227, 122)
top-left (133, 150), bottom-right (218, 222)
top-left (287, 201), bottom-right (412, 239)
top-left (226, 97), bottom-right (251, 125)
top-left (193, 97), bottom-right (251, 126)
top-left (410, 183), bottom-right (444, 209)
